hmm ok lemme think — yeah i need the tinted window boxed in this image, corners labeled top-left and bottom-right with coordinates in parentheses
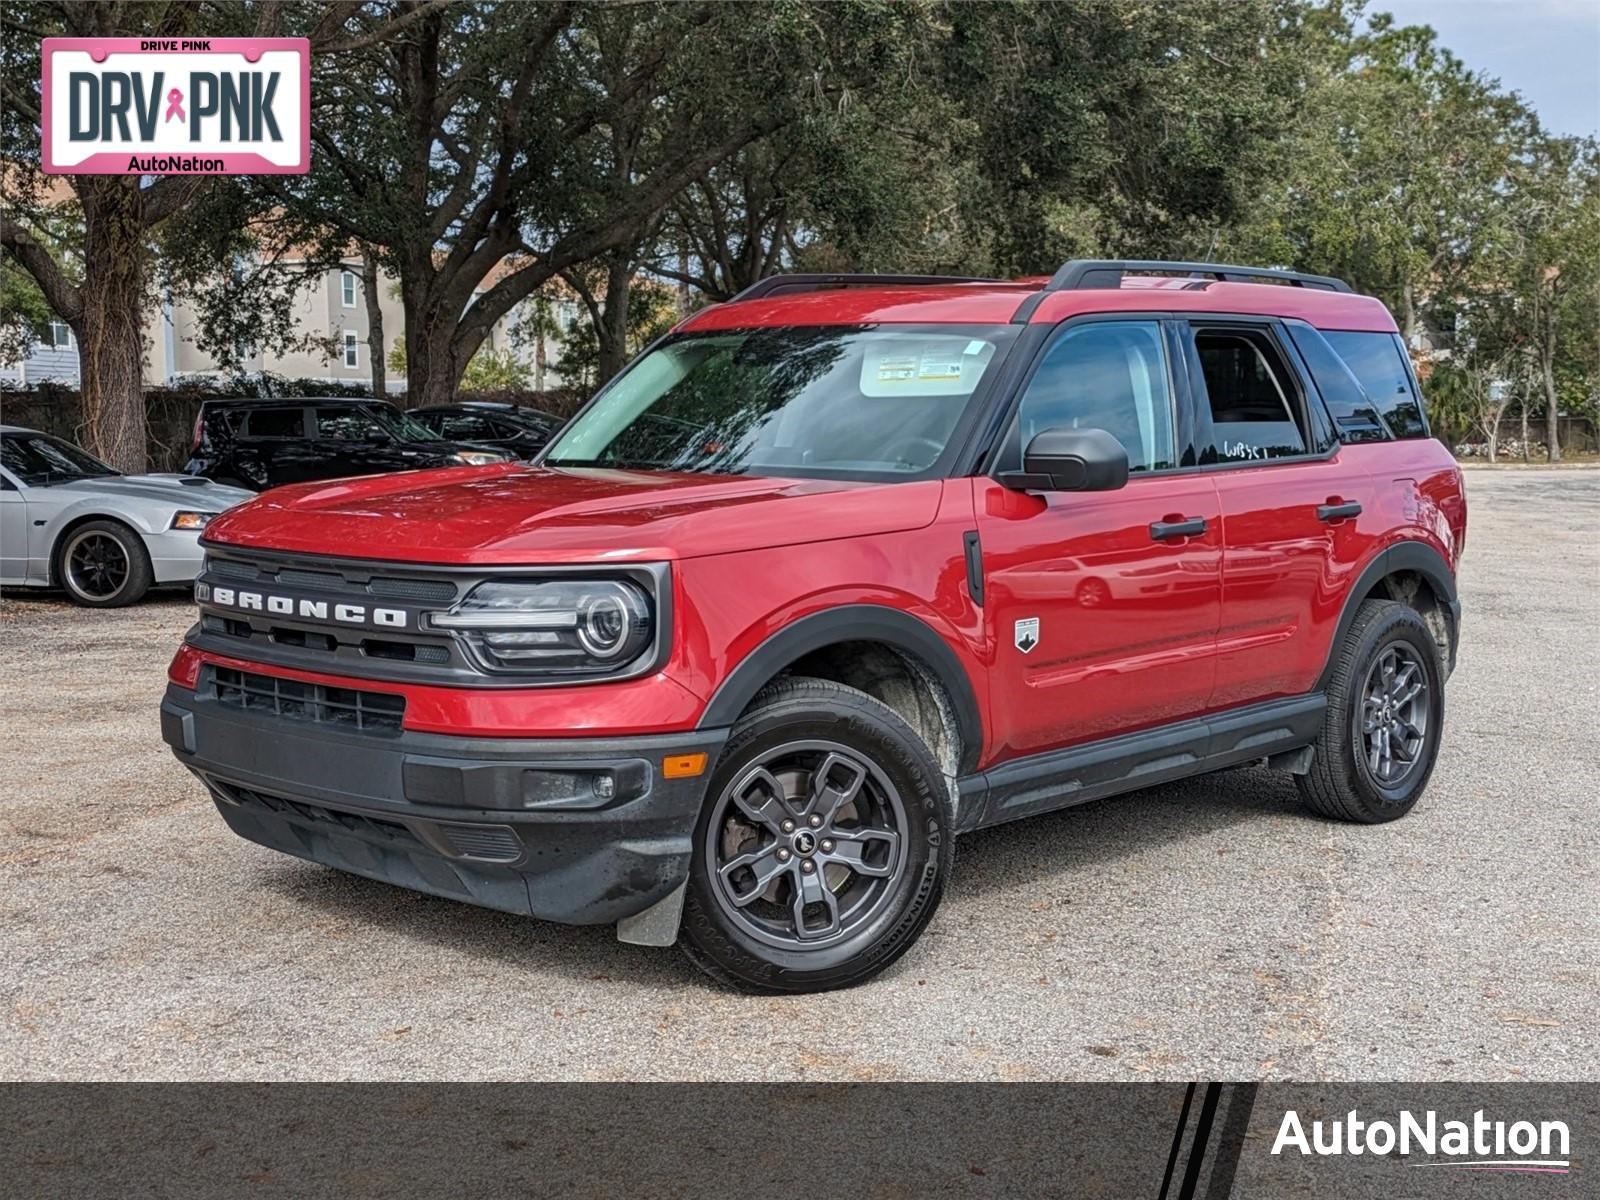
top-left (242, 408), bottom-right (305, 439)
top-left (316, 409), bottom-right (390, 441)
top-left (1193, 329), bottom-right (1307, 463)
top-left (1, 432), bottom-right (119, 485)
top-left (437, 413), bottom-right (497, 440)
top-left (545, 325), bottom-right (1017, 481)
top-left (1010, 321), bottom-right (1176, 472)
top-left (1323, 331), bottom-right (1429, 438)
top-left (1286, 325), bottom-right (1389, 443)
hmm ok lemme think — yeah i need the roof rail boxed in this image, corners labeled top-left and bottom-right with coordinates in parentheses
top-left (728, 273), bottom-right (1005, 304)
top-left (1047, 259), bottom-right (1353, 294)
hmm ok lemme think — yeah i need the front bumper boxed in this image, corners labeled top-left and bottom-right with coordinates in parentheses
top-left (161, 683), bottom-right (726, 927)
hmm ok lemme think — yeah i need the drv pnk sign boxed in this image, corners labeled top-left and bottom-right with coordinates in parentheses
top-left (42, 38), bottom-right (309, 174)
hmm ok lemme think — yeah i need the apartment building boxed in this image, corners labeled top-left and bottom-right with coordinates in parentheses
top-left (3, 257), bottom-right (577, 394)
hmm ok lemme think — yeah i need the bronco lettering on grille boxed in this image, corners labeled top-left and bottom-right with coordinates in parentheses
top-left (204, 584), bottom-right (407, 629)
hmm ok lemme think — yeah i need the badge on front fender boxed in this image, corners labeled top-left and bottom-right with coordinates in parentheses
top-left (1014, 617), bottom-right (1039, 654)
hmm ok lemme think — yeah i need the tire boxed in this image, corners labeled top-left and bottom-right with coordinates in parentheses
top-left (56, 519), bottom-right (154, 608)
top-left (1297, 599), bottom-right (1445, 823)
top-left (679, 676), bottom-right (954, 993)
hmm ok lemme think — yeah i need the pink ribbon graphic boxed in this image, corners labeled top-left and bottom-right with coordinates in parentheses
top-left (164, 88), bottom-right (185, 123)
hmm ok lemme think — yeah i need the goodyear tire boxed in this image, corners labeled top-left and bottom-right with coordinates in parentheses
top-left (679, 676), bottom-right (954, 993)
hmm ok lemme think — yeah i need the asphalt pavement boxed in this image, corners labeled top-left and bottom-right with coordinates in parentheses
top-left (1, 467), bottom-right (1595, 1081)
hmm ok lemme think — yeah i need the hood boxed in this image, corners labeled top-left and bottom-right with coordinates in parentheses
top-left (54, 473), bottom-right (255, 508)
top-left (202, 464), bottom-right (943, 564)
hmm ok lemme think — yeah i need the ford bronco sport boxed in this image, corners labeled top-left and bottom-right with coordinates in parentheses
top-left (161, 260), bottom-right (1466, 992)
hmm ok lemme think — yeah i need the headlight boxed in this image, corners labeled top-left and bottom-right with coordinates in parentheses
top-left (428, 578), bottom-right (655, 676)
top-left (170, 511), bottom-right (216, 531)
top-left (451, 450), bottom-right (505, 466)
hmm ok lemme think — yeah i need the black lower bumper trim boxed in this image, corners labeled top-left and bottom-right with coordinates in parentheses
top-left (162, 685), bottom-right (727, 926)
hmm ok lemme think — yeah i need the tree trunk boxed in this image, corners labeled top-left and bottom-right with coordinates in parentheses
top-left (1542, 340), bottom-right (1561, 463)
top-left (361, 247), bottom-right (386, 398)
top-left (1520, 396), bottom-right (1530, 462)
top-left (1400, 283), bottom-right (1419, 347)
top-left (595, 257), bottom-right (632, 387)
top-left (77, 180), bottom-right (147, 473)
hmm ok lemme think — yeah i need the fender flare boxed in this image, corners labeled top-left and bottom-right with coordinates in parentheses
top-left (696, 604), bottom-right (984, 775)
top-left (1315, 540), bottom-right (1460, 689)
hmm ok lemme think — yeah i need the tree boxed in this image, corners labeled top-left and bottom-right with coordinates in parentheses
top-left (265, 1), bottom-right (940, 407)
top-left (1502, 135), bottom-right (1600, 462)
top-left (555, 276), bottom-right (679, 397)
top-left (1222, 10), bottom-right (1533, 343)
top-left (360, 244), bottom-right (387, 397)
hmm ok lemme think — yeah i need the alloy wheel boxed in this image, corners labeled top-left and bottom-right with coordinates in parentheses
top-left (706, 739), bottom-right (908, 949)
top-left (65, 531), bottom-right (130, 601)
top-left (1359, 643), bottom-right (1430, 787)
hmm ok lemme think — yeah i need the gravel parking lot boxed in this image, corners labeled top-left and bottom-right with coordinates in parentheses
top-left (2, 468), bottom-right (1596, 1082)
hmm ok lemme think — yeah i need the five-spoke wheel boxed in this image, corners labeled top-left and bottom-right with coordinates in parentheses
top-left (708, 741), bottom-right (907, 947)
top-left (56, 520), bottom-right (153, 607)
top-left (680, 677), bottom-right (953, 992)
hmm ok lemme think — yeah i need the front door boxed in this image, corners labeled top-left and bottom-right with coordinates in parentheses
top-left (0, 471), bottom-right (30, 583)
top-left (977, 318), bottom-right (1222, 765)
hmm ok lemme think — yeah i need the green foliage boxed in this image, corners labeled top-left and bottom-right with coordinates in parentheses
top-left (557, 280), bottom-right (680, 397)
top-left (461, 347), bottom-right (532, 391)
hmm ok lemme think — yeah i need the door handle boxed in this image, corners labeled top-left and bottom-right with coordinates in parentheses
top-left (1316, 500), bottom-right (1362, 522)
top-left (1150, 516), bottom-right (1207, 540)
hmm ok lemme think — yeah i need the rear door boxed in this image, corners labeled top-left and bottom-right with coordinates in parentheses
top-left (978, 318), bottom-right (1222, 762)
top-left (1178, 318), bottom-right (1380, 708)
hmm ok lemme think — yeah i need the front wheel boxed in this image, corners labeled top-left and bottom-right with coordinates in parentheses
top-left (679, 677), bottom-right (954, 993)
top-left (56, 520), bottom-right (153, 607)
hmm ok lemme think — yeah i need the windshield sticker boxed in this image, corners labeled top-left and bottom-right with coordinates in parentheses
top-left (876, 357), bottom-right (919, 383)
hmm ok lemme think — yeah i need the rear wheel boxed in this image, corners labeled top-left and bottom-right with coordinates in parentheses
top-left (56, 520), bottom-right (153, 608)
top-left (1297, 599), bottom-right (1444, 822)
top-left (679, 677), bottom-right (953, 992)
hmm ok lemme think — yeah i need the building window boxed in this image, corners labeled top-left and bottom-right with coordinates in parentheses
top-left (48, 320), bottom-right (74, 349)
top-left (341, 270), bottom-right (358, 308)
top-left (344, 331), bottom-right (360, 368)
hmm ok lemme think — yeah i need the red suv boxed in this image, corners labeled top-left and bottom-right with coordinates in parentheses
top-left (162, 260), bottom-right (1466, 992)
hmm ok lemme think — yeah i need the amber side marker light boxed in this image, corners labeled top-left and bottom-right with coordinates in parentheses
top-left (662, 753), bottom-right (708, 779)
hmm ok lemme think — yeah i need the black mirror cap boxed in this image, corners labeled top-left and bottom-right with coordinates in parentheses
top-left (1001, 427), bottom-right (1130, 492)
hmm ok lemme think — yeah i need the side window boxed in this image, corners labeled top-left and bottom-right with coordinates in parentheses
top-left (440, 413), bottom-right (495, 440)
top-left (242, 408), bottom-right (305, 439)
top-left (1192, 328), bottom-right (1308, 463)
top-left (1009, 321), bottom-right (1176, 473)
top-left (1286, 325), bottom-right (1390, 443)
top-left (316, 409), bottom-right (386, 441)
top-left (1323, 331), bottom-right (1429, 439)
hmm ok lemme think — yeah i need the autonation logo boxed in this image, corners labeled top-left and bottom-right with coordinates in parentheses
top-left (1273, 1108), bottom-right (1572, 1174)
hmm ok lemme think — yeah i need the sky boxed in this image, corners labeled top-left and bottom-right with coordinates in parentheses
top-left (1370, 0), bottom-right (1600, 137)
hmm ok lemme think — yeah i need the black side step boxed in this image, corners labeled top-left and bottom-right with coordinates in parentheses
top-left (954, 693), bottom-right (1326, 832)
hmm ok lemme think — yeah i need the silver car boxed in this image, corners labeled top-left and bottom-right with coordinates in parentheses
top-left (1, 425), bottom-right (253, 607)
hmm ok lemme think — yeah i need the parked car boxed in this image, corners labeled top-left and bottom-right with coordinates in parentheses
top-left (161, 260), bottom-right (1466, 992)
top-left (1, 426), bottom-right (252, 606)
top-left (183, 398), bottom-right (508, 490)
top-left (411, 401), bottom-right (564, 459)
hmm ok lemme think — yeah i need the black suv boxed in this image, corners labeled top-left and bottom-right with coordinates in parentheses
top-left (411, 402), bottom-right (563, 460)
top-left (184, 398), bottom-right (507, 491)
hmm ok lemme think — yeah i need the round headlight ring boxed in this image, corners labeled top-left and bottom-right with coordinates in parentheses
top-left (577, 592), bottom-right (630, 658)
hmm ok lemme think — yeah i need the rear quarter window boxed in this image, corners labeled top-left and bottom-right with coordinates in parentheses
top-left (1322, 331), bottom-right (1430, 439)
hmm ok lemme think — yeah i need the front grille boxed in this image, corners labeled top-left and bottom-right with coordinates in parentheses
top-left (210, 666), bottom-right (405, 734)
top-left (220, 782), bottom-right (421, 847)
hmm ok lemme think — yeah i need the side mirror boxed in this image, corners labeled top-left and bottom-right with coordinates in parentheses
top-left (1001, 427), bottom-right (1130, 492)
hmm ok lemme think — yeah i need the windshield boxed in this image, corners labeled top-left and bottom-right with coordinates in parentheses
top-left (543, 324), bottom-right (1018, 480)
top-left (1, 431), bottom-right (120, 485)
top-left (363, 404), bottom-right (442, 442)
